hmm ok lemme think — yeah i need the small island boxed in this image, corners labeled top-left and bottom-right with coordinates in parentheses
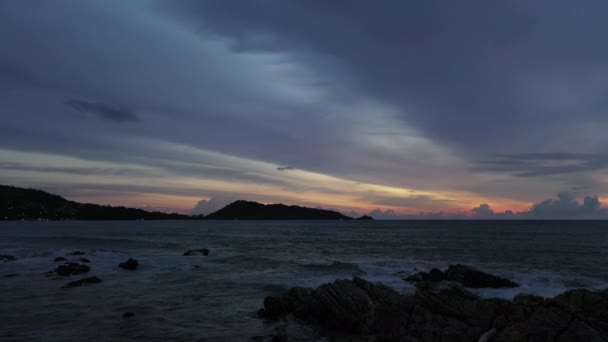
top-left (204, 200), bottom-right (372, 220)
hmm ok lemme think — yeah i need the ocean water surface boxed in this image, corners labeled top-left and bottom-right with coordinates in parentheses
top-left (1, 220), bottom-right (607, 341)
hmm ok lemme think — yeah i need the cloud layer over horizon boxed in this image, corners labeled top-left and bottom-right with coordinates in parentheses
top-left (2, 1), bottom-right (608, 218)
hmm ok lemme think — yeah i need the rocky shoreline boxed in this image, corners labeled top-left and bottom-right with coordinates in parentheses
top-left (5, 249), bottom-right (607, 340)
top-left (258, 266), bottom-right (608, 341)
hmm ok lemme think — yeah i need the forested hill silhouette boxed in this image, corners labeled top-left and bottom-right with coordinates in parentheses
top-left (0, 185), bottom-right (373, 221)
top-left (204, 200), bottom-right (372, 220)
top-left (0, 185), bottom-right (196, 220)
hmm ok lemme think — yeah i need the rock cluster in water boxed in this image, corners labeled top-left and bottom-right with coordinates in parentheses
top-left (259, 267), bottom-right (608, 341)
top-left (404, 264), bottom-right (519, 288)
top-left (46, 262), bottom-right (90, 277)
top-left (39, 249), bottom-right (210, 291)
top-left (44, 252), bottom-right (101, 289)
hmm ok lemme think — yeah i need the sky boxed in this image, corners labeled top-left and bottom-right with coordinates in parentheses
top-left (2, 1), bottom-right (608, 219)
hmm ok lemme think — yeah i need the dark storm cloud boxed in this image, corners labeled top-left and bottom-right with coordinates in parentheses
top-left (472, 153), bottom-right (608, 177)
top-left (65, 99), bottom-right (139, 123)
top-left (172, 0), bottom-right (608, 157)
top-left (2, 0), bottom-right (608, 212)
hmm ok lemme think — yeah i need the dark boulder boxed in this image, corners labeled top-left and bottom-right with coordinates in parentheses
top-left (428, 268), bottom-right (446, 282)
top-left (404, 267), bottom-right (446, 283)
top-left (77, 257), bottom-right (90, 263)
top-left (122, 312), bottom-right (135, 318)
top-left (404, 264), bottom-right (518, 289)
top-left (48, 262), bottom-right (90, 277)
top-left (445, 264), bottom-right (518, 288)
top-left (292, 277), bottom-right (384, 334)
top-left (53, 257), bottom-right (68, 262)
top-left (0, 254), bottom-right (16, 262)
top-left (63, 276), bottom-right (102, 288)
top-left (183, 248), bottom-right (210, 256)
top-left (67, 251), bottom-right (86, 256)
top-left (118, 258), bottom-right (139, 270)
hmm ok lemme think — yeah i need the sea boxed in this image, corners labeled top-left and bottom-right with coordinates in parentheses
top-left (1, 220), bottom-right (607, 341)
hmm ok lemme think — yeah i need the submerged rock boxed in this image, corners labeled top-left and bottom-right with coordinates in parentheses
top-left (259, 277), bottom-right (608, 341)
top-left (4, 273), bottom-right (18, 278)
top-left (122, 312), bottom-right (135, 318)
top-left (404, 264), bottom-right (518, 288)
top-left (77, 257), bottom-right (90, 263)
top-left (67, 251), bottom-right (86, 256)
top-left (183, 248), bottom-right (210, 256)
top-left (118, 258), bottom-right (139, 270)
top-left (53, 257), bottom-right (68, 262)
top-left (63, 276), bottom-right (102, 288)
top-left (47, 262), bottom-right (90, 277)
top-left (0, 254), bottom-right (16, 262)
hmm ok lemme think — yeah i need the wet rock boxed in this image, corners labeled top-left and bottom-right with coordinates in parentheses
top-left (0, 254), bottom-right (16, 262)
top-left (293, 277), bottom-right (378, 334)
top-left (428, 268), bottom-right (446, 282)
top-left (63, 276), bottom-right (102, 288)
top-left (47, 262), bottom-right (90, 277)
top-left (118, 258), bottom-right (139, 270)
top-left (122, 312), bottom-right (135, 318)
top-left (77, 258), bottom-right (90, 263)
top-left (183, 248), bottom-right (210, 256)
top-left (445, 264), bottom-right (518, 288)
top-left (513, 293), bottom-right (544, 306)
top-left (404, 264), bottom-right (518, 289)
top-left (404, 267), bottom-right (446, 283)
top-left (53, 257), bottom-right (68, 262)
top-left (192, 265), bottom-right (201, 270)
top-left (67, 251), bottom-right (85, 256)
